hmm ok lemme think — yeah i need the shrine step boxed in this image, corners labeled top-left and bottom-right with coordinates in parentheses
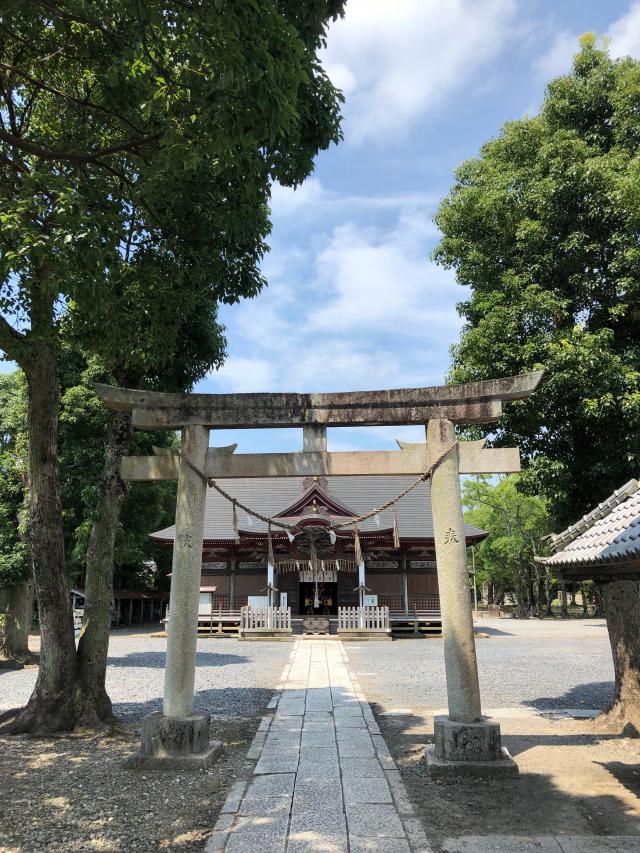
top-left (390, 619), bottom-right (443, 638)
top-left (291, 617), bottom-right (338, 635)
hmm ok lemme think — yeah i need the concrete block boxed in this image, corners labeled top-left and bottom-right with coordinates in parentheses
top-left (346, 803), bottom-right (406, 838)
top-left (340, 757), bottom-right (385, 778)
top-left (290, 807), bottom-right (347, 835)
top-left (425, 744), bottom-right (518, 779)
top-left (442, 837), bottom-right (563, 852)
top-left (342, 776), bottom-right (393, 804)
top-left (434, 715), bottom-right (507, 762)
top-left (254, 752), bottom-right (299, 774)
top-left (125, 710), bottom-right (222, 770)
top-left (557, 837), bottom-right (640, 852)
top-left (287, 833), bottom-right (348, 853)
top-left (246, 772), bottom-right (296, 798)
top-left (339, 740), bottom-right (376, 759)
top-left (349, 839), bottom-right (411, 853)
top-left (238, 796), bottom-right (292, 816)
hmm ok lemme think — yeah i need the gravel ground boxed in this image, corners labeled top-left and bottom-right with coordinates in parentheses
top-left (0, 619), bottom-right (622, 852)
top-left (0, 629), bottom-right (293, 721)
top-left (346, 617), bottom-right (615, 711)
top-left (0, 631), bottom-right (292, 853)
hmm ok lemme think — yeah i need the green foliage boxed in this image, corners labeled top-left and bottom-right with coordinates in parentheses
top-left (435, 38), bottom-right (640, 525)
top-left (464, 476), bottom-right (550, 609)
top-left (0, 365), bottom-right (175, 591)
top-left (0, 1), bottom-right (345, 373)
top-left (0, 372), bottom-right (29, 588)
top-left (55, 352), bottom-right (177, 586)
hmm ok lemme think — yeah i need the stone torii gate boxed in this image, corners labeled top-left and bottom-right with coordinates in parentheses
top-left (96, 371), bottom-right (542, 773)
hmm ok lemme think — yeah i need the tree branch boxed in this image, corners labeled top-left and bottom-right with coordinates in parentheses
top-left (0, 127), bottom-right (160, 165)
top-left (0, 316), bottom-right (28, 365)
top-left (31, 0), bottom-right (122, 47)
top-left (0, 62), bottom-right (147, 137)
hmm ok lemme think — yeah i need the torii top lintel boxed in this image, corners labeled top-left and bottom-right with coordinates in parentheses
top-left (94, 371), bottom-right (543, 431)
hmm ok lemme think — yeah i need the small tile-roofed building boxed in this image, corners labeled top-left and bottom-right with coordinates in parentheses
top-left (538, 479), bottom-right (640, 582)
top-left (151, 473), bottom-right (486, 617)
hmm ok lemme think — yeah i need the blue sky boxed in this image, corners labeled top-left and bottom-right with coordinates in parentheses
top-left (3, 2), bottom-right (639, 455)
top-left (202, 0), bottom-right (640, 454)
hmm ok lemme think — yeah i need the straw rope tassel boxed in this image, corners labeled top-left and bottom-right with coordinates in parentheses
top-left (232, 499), bottom-right (240, 545)
top-left (267, 522), bottom-right (275, 568)
top-left (392, 506), bottom-right (400, 549)
top-left (309, 539), bottom-right (319, 576)
top-left (353, 526), bottom-right (362, 566)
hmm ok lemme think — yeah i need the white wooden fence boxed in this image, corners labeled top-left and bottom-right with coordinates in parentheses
top-left (240, 605), bottom-right (292, 633)
top-left (338, 606), bottom-right (390, 632)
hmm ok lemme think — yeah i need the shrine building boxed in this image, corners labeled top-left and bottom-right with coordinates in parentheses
top-left (151, 471), bottom-right (486, 634)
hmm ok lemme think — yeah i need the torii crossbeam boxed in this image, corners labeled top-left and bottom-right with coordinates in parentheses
top-left (96, 371), bottom-right (542, 774)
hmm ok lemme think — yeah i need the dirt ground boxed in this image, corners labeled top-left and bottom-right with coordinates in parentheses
top-left (0, 712), bottom-right (258, 853)
top-left (377, 708), bottom-right (640, 852)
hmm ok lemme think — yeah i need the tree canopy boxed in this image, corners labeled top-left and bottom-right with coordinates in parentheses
top-left (463, 476), bottom-right (550, 616)
top-left (434, 36), bottom-right (640, 526)
top-left (0, 0), bottom-right (346, 732)
top-left (1, 0), bottom-right (345, 369)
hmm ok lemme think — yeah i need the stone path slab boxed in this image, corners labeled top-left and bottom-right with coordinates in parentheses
top-left (442, 836), bottom-right (640, 852)
top-left (206, 638), bottom-right (431, 853)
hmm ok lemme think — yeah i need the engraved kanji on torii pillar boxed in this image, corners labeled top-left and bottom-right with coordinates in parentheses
top-left (95, 370), bottom-right (542, 772)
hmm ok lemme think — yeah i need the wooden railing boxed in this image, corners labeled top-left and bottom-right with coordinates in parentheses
top-left (377, 594), bottom-right (441, 613)
top-left (338, 606), bottom-right (390, 632)
top-left (199, 595), bottom-right (249, 612)
top-left (240, 606), bottom-right (292, 633)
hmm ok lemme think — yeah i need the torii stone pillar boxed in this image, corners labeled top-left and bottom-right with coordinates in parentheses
top-left (130, 425), bottom-right (222, 769)
top-left (426, 419), bottom-right (516, 777)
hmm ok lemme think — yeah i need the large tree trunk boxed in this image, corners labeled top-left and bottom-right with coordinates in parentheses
top-left (75, 411), bottom-right (133, 726)
top-left (6, 345), bottom-right (78, 733)
top-left (597, 579), bottom-right (640, 735)
top-left (0, 580), bottom-right (35, 668)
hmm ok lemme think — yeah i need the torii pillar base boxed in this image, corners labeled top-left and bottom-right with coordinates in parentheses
top-left (425, 715), bottom-right (517, 779)
top-left (125, 711), bottom-right (222, 770)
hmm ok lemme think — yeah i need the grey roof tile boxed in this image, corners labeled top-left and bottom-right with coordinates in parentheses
top-left (151, 475), bottom-right (486, 543)
top-left (545, 486), bottom-right (640, 567)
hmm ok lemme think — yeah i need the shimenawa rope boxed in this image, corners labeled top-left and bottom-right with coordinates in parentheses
top-left (181, 438), bottom-right (456, 537)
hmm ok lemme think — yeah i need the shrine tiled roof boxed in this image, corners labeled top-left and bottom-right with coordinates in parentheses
top-left (543, 480), bottom-right (640, 568)
top-left (150, 475), bottom-right (487, 544)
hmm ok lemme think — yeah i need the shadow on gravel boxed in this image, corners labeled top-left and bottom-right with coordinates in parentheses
top-left (473, 625), bottom-right (515, 637)
top-left (107, 651), bottom-right (250, 668)
top-left (112, 686), bottom-right (275, 724)
top-left (522, 681), bottom-right (615, 712)
top-left (598, 760), bottom-right (640, 799)
top-left (369, 705), bottom-right (640, 849)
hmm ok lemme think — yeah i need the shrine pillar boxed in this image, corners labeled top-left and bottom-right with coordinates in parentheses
top-left (426, 418), bottom-right (516, 776)
top-left (129, 424), bottom-right (221, 769)
top-left (229, 553), bottom-right (236, 610)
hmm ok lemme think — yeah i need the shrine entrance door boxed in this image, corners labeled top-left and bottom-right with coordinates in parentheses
top-left (299, 581), bottom-right (338, 615)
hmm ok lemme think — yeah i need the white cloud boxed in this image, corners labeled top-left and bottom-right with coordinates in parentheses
top-left (269, 178), bottom-right (326, 217)
top-left (533, 30), bottom-right (578, 81)
top-left (209, 201), bottom-right (464, 403)
top-left (309, 214), bottom-right (459, 342)
top-left (533, 4), bottom-right (640, 86)
top-left (321, 0), bottom-right (517, 143)
top-left (269, 178), bottom-right (441, 221)
top-left (609, 3), bottom-right (640, 58)
top-left (213, 356), bottom-right (278, 393)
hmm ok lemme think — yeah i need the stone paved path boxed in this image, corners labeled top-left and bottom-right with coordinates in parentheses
top-left (206, 638), bottom-right (431, 853)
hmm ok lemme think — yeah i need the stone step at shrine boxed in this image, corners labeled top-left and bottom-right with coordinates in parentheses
top-left (96, 370), bottom-right (542, 775)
